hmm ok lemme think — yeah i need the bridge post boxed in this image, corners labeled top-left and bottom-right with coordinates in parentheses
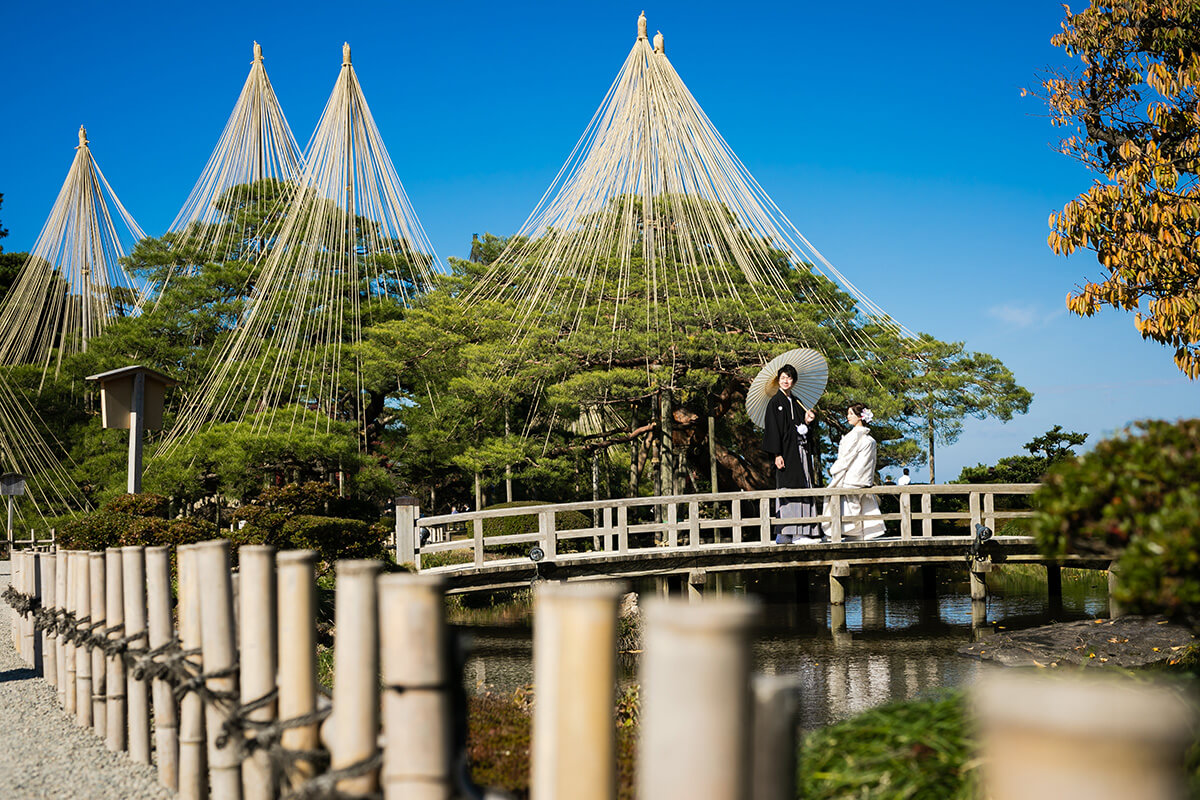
top-left (970, 561), bottom-right (991, 602)
top-left (1046, 562), bottom-right (1063, 615)
top-left (920, 565), bottom-right (938, 599)
top-left (1108, 561), bottom-right (1123, 618)
top-left (539, 510), bottom-right (557, 562)
top-left (393, 497), bottom-right (419, 566)
top-left (532, 582), bottom-right (624, 800)
top-left (829, 562), bottom-right (850, 605)
top-left (688, 569), bottom-right (706, 604)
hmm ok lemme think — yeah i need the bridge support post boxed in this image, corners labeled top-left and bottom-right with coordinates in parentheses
top-left (969, 561), bottom-right (991, 602)
top-left (794, 570), bottom-right (811, 605)
top-left (1046, 562), bottom-right (1063, 615)
top-left (920, 565), bottom-right (938, 599)
top-left (688, 570), bottom-right (706, 604)
top-left (654, 576), bottom-right (669, 599)
top-left (1108, 561), bottom-right (1123, 618)
top-left (829, 562), bottom-right (850, 606)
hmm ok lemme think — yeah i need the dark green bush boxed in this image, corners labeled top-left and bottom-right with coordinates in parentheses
top-left (481, 501), bottom-right (593, 556)
top-left (1031, 419), bottom-right (1200, 623)
top-left (58, 492), bottom-right (206, 550)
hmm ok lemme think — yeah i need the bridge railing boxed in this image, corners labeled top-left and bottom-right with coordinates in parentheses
top-left (410, 483), bottom-right (1039, 573)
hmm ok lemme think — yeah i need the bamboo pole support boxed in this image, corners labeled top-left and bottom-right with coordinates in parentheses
top-left (64, 551), bottom-right (78, 715)
top-left (10, 550), bottom-right (20, 658)
top-left (147, 546), bottom-right (179, 789)
top-left (24, 551), bottom-right (41, 670)
top-left (637, 598), bottom-right (759, 800)
top-left (239, 545), bottom-right (277, 800)
top-left (379, 574), bottom-right (452, 800)
top-left (178, 545), bottom-right (207, 800)
top-left (750, 675), bottom-right (801, 800)
top-left (332, 560), bottom-right (382, 796)
top-left (975, 671), bottom-right (1197, 800)
top-left (40, 552), bottom-right (56, 687)
top-left (196, 539), bottom-right (242, 800)
top-left (122, 546), bottom-right (152, 764)
top-left (531, 581), bottom-right (624, 800)
top-left (105, 548), bottom-right (127, 752)
top-left (89, 552), bottom-right (107, 737)
top-left (75, 550), bottom-right (93, 728)
top-left (56, 549), bottom-right (69, 707)
top-left (277, 550), bottom-right (318, 791)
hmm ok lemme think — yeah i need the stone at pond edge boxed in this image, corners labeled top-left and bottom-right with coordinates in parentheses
top-left (959, 615), bottom-right (1195, 668)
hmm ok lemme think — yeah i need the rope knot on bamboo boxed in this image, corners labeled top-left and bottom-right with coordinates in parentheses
top-left (283, 750), bottom-right (383, 800)
top-left (2, 585), bottom-right (37, 617)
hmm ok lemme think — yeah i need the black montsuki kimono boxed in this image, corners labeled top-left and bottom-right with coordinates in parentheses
top-left (761, 390), bottom-right (822, 542)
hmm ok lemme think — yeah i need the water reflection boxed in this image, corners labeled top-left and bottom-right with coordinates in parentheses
top-left (460, 566), bottom-right (1111, 730)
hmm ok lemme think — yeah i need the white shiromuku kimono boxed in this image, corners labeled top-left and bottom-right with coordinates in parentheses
top-left (823, 425), bottom-right (886, 540)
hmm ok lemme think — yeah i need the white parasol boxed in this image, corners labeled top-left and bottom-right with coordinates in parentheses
top-left (746, 348), bottom-right (828, 427)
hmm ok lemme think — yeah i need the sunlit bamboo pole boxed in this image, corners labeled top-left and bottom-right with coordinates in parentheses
top-left (637, 598), bottom-right (759, 800)
top-left (40, 552), bottom-right (56, 686)
top-left (975, 671), bottom-right (1198, 800)
top-left (56, 549), bottom-right (69, 707)
top-left (196, 539), bottom-right (241, 800)
top-left (239, 545), bottom-right (277, 800)
top-left (332, 560), bottom-right (381, 796)
top-left (11, 550), bottom-right (21, 658)
top-left (122, 546), bottom-right (151, 763)
top-left (750, 675), bottom-right (801, 800)
top-left (75, 549), bottom-right (93, 728)
top-left (277, 549), bottom-right (318, 791)
top-left (177, 545), bottom-right (207, 800)
top-left (105, 547), bottom-right (127, 752)
top-left (531, 582), bottom-right (624, 800)
top-left (22, 551), bottom-right (39, 667)
top-left (379, 574), bottom-right (451, 800)
top-left (89, 552), bottom-right (107, 736)
top-left (64, 551), bottom-right (77, 715)
top-left (147, 546), bottom-right (179, 788)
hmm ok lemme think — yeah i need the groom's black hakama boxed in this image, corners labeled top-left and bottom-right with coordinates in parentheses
top-left (761, 390), bottom-right (821, 543)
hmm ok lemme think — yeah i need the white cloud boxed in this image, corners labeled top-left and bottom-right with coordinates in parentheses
top-left (987, 303), bottom-right (1063, 328)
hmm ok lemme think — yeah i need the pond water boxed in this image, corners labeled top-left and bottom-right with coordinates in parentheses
top-left (457, 565), bottom-right (1112, 730)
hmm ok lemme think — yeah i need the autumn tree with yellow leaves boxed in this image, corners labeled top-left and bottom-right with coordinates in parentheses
top-left (1034, 0), bottom-right (1200, 378)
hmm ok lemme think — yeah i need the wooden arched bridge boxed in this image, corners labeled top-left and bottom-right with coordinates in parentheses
top-left (393, 484), bottom-right (1108, 599)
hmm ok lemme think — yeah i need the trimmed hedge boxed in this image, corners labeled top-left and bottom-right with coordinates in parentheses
top-left (58, 493), bottom-right (209, 551)
top-left (481, 501), bottom-right (594, 556)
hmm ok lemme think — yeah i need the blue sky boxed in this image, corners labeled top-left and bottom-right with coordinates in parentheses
top-left (2, 0), bottom-right (1196, 480)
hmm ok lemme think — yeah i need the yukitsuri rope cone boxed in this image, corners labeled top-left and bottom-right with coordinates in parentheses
top-left (468, 11), bottom-right (910, 364)
top-left (0, 126), bottom-right (146, 380)
top-left (160, 42), bottom-right (304, 277)
top-left (0, 380), bottom-right (90, 524)
top-left (163, 42), bottom-right (439, 453)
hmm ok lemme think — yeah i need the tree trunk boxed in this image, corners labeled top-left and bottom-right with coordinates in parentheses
top-left (928, 414), bottom-right (936, 484)
top-left (505, 410), bottom-right (513, 503)
top-left (708, 414), bottom-right (718, 494)
top-left (661, 391), bottom-right (675, 496)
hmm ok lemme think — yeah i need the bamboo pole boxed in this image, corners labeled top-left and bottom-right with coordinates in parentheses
top-left (177, 545), bottom-right (207, 800)
top-left (379, 574), bottom-right (451, 800)
top-left (637, 598), bottom-right (759, 800)
top-left (196, 539), bottom-right (242, 800)
top-left (64, 551), bottom-right (78, 715)
top-left (75, 549), bottom-right (93, 728)
top-left (750, 675), bottom-right (801, 800)
top-left (975, 671), bottom-right (1198, 800)
top-left (147, 546), bottom-right (179, 789)
top-left (277, 549), bottom-right (318, 791)
top-left (122, 546), bottom-right (151, 764)
top-left (531, 582), bottom-right (624, 800)
top-left (105, 548), bottom-right (127, 752)
top-left (239, 545), bottom-right (277, 800)
top-left (89, 552), bottom-right (107, 737)
top-left (40, 552), bottom-right (56, 687)
top-left (56, 549), bottom-right (69, 707)
top-left (332, 560), bottom-right (382, 796)
top-left (10, 549), bottom-right (20, 658)
top-left (23, 551), bottom-right (40, 669)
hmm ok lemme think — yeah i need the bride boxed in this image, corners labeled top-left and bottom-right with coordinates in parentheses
top-left (823, 403), bottom-right (886, 540)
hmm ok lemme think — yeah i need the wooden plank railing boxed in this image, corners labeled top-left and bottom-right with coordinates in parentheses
top-left (408, 484), bottom-right (1040, 572)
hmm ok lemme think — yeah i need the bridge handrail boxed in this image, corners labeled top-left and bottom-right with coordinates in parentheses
top-left (404, 483), bottom-right (1041, 572)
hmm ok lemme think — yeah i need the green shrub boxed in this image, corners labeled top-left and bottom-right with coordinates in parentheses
top-left (58, 492), bottom-right (206, 551)
top-left (481, 501), bottom-right (593, 556)
top-left (1031, 419), bottom-right (1200, 623)
top-left (798, 691), bottom-right (978, 800)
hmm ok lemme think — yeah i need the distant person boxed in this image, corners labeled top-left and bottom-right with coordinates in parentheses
top-left (761, 364), bottom-right (821, 543)
top-left (883, 476), bottom-right (896, 486)
top-left (823, 404), bottom-right (886, 540)
top-left (898, 468), bottom-right (911, 486)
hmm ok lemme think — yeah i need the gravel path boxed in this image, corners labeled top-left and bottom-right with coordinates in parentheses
top-left (0, 561), bottom-right (172, 800)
